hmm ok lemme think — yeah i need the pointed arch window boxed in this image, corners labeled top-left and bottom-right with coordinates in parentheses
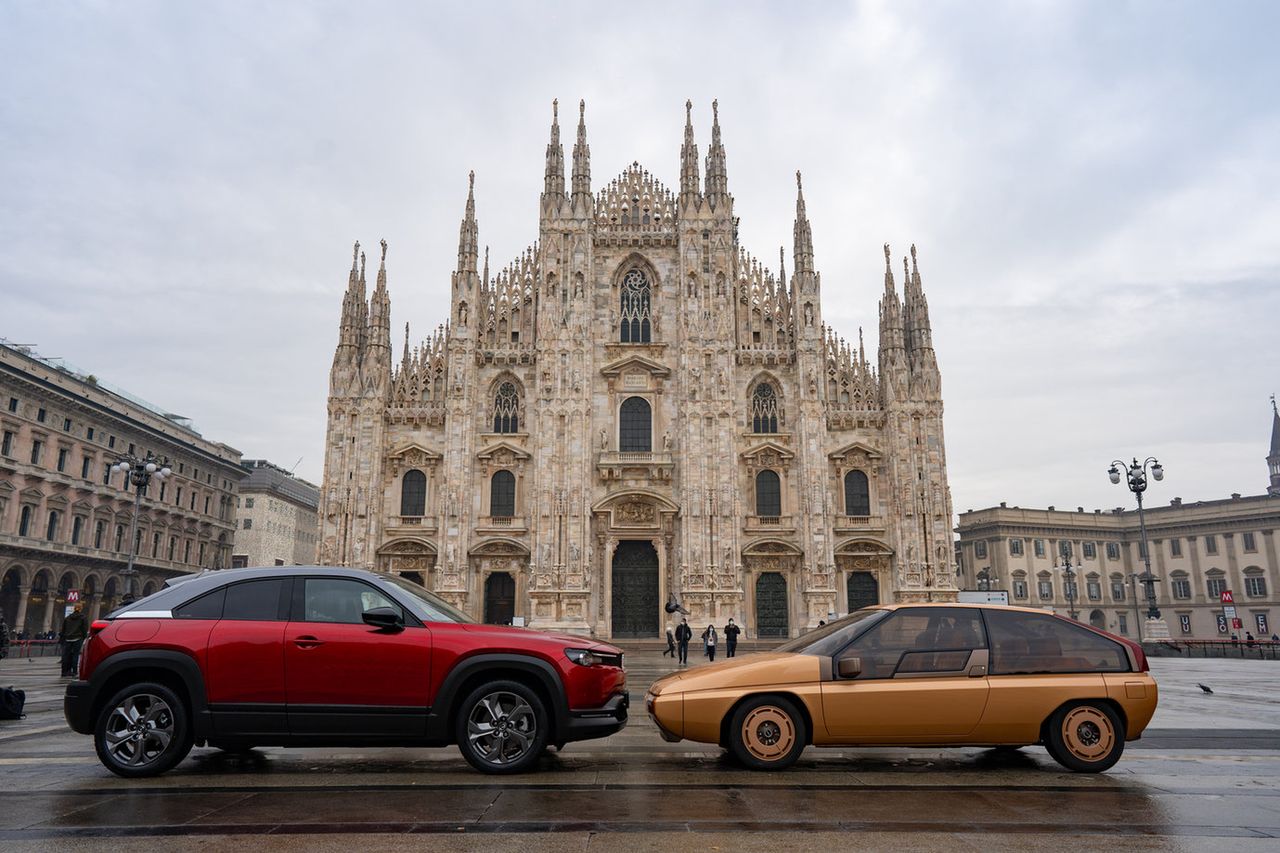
top-left (751, 383), bottom-right (780, 433)
top-left (844, 470), bottom-right (870, 516)
top-left (619, 396), bottom-right (652, 452)
top-left (490, 470), bottom-right (516, 518)
top-left (492, 382), bottom-right (520, 433)
top-left (619, 269), bottom-right (652, 343)
top-left (755, 470), bottom-right (781, 517)
top-left (400, 470), bottom-right (427, 517)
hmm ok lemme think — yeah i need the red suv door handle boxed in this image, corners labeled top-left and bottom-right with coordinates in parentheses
top-left (293, 635), bottom-right (324, 649)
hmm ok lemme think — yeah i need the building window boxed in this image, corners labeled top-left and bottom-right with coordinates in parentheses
top-left (1082, 541), bottom-right (1096, 559)
top-left (71, 516), bottom-right (83, 545)
top-left (87, 426), bottom-right (94, 440)
top-left (1010, 539), bottom-right (1023, 556)
top-left (1171, 579), bottom-right (1191, 599)
top-left (168, 537), bottom-right (176, 560)
top-left (56, 447), bottom-right (68, 472)
top-left (159, 481), bottom-right (166, 501)
top-left (108, 436), bottom-right (115, 449)
top-left (1179, 614), bottom-right (1192, 635)
top-left (1245, 576), bottom-right (1267, 597)
top-left (618, 268), bottom-right (652, 343)
top-left (1086, 580), bottom-right (1101, 601)
top-left (18, 505), bottom-right (32, 537)
top-left (45, 510), bottom-right (59, 541)
top-left (1106, 542), bottom-right (1120, 560)
top-left (755, 470), bottom-right (781, 517)
top-left (843, 471), bottom-right (870, 516)
top-left (80, 456), bottom-right (90, 478)
top-left (1242, 532), bottom-right (1257, 552)
top-left (152, 532), bottom-right (161, 557)
top-left (1204, 535), bottom-right (1218, 555)
top-left (618, 396), bottom-right (652, 452)
top-left (974, 540), bottom-right (987, 559)
top-left (6, 397), bottom-right (16, 413)
top-left (1, 430), bottom-right (12, 457)
top-left (1207, 577), bottom-right (1227, 599)
top-left (751, 383), bottom-right (780, 433)
top-left (204, 495), bottom-right (210, 515)
top-left (490, 470), bottom-right (516, 518)
top-left (1012, 579), bottom-right (1027, 599)
top-left (243, 518), bottom-right (252, 530)
top-left (245, 498), bottom-right (254, 509)
top-left (115, 525), bottom-right (125, 551)
top-left (184, 541), bottom-right (191, 562)
top-left (1033, 539), bottom-right (1045, 558)
top-left (492, 382), bottom-right (520, 433)
top-left (1170, 538), bottom-right (1182, 557)
top-left (30, 439), bottom-right (43, 465)
top-left (400, 470), bottom-right (427, 516)
top-left (1037, 580), bottom-right (1053, 600)
top-left (1117, 613), bottom-right (1128, 635)
top-left (198, 543), bottom-right (205, 565)
top-left (36, 407), bottom-right (46, 423)
top-left (1111, 578), bottom-right (1125, 601)
top-left (62, 417), bottom-right (71, 431)
top-left (94, 521), bottom-right (104, 549)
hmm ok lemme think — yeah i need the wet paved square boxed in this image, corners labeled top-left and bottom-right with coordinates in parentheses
top-left (2, 650), bottom-right (1278, 850)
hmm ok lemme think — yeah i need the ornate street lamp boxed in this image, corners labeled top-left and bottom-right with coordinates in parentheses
top-left (1054, 542), bottom-right (1080, 621)
top-left (1107, 457), bottom-right (1164, 626)
top-left (976, 567), bottom-right (996, 591)
top-left (111, 452), bottom-right (172, 602)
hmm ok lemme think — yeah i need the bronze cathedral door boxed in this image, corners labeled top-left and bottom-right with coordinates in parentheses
top-left (611, 540), bottom-right (659, 638)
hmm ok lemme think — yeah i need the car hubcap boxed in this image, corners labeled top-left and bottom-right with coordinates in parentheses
top-left (104, 693), bottom-right (175, 768)
top-left (467, 691), bottom-right (536, 766)
top-left (1062, 707), bottom-right (1114, 762)
top-left (742, 705), bottom-right (795, 761)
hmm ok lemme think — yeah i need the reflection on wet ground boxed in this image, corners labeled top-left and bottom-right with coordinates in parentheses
top-left (2, 651), bottom-right (1278, 849)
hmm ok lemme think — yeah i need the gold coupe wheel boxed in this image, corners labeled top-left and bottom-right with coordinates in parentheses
top-left (740, 705), bottom-right (796, 762)
top-left (1060, 705), bottom-right (1115, 763)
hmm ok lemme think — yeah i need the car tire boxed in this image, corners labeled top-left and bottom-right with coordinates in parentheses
top-left (728, 695), bottom-right (807, 771)
top-left (1044, 701), bottom-right (1125, 773)
top-left (454, 679), bottom-right (549, 774)
top-left (94, 681), bottom-right (193, 778)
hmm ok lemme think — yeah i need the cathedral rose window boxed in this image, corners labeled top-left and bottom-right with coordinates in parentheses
top-left (619, 269), bottom-right (652, 343)
top-left (493, 382), bottom-right (520, 433)
top-left (751, 383), bottom-right (780, 433)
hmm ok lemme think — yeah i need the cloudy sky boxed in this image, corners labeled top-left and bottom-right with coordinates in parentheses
top-left (3, 1), bottom-right (1277, 518)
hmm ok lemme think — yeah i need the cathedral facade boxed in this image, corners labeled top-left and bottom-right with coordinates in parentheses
top-left (318, 101), bottom-right (955, 639)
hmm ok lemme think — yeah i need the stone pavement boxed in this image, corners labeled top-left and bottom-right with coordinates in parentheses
top-left (1, 650), bottom-right (1278, 851)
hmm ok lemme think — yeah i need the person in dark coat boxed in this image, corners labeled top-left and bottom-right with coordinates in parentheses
top-left (0, 616), bottom-right (9, 660)
top-left (663, 622), bottom-right (676, 658)
top-left (701, 624), bottom-right (718, 662)
top-left (723, 618), bottom-right (741, 658)
top-left (59, 603), bottom-right (88, 677)
top-left (675, 618), bottom-right (692, 665)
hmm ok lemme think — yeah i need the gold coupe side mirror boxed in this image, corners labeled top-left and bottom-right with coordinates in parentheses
top-left (837, 656), bottom-right (862, 678)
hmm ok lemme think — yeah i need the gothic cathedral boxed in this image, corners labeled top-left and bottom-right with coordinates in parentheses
top-left (319, 101), bottom-right (956, 639)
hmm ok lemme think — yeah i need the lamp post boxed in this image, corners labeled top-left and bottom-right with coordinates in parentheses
top-left (1055, 542), bottom-right (1079, 621)
top-left (1108, 457), bottom-right (1167, 636)
top-left (111, 452), bottom-right (172, 602)
top-left (976, 567), bottom-right (995, 591)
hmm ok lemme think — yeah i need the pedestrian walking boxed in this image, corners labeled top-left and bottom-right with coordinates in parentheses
top-left (0, 616), bottom-right (9, 660)
top-left (1246, 632), bottom-right (1256, 648)
top-left (58, 603), bottom-right (88, 677)
top-left (724, 618), bottom-right (740, 658)
top-left (675, 618), bottom-right (692, 665)
top-left (663, 622), bottom-right (676, 658)
top-left (702, 624), bottom-right (718, 662)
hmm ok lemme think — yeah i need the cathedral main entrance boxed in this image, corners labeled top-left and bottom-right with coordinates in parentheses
top-left (755, 572), bottom-right (788, 638)
top-left (847, 571), bottom-right (879, 612)
top-left (484, 572), bottom-right (516, 625)
top-left (611, 540), bottom-right (659, 638)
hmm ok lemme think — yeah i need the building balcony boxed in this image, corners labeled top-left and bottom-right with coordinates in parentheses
top-left (833, 515), bottom-right (886, 533)
top-left (476, 515), bottom-right (527, 535)
top-left (596, 450), bottom-right (674, 482)
top-left (385, 515), bottom-right (438, 535)
top-left (744, 515), bottom-right (796, 533)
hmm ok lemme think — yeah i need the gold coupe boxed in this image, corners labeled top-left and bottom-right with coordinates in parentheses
top-left (646, 603), bottom-right (1157, 772)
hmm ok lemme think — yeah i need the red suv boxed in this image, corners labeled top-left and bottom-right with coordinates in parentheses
top-left (64, 567), bottom-right (627, 777)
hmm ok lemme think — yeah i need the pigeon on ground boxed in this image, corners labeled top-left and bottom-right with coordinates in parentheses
top-left (1197, 683), bottom-right (1214, 694)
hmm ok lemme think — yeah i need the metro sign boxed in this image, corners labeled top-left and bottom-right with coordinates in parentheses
top-left (1220, 590), bottom-right (1234, 604)
top-left (66, 589), bottom-right (81, 603)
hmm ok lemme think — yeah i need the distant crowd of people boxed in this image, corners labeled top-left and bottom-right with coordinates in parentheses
top-left (663, 616), bottom-right (742, 665)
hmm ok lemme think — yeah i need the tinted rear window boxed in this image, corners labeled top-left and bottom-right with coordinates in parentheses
top-left (985, 609), bottom-right (1129, 674)
top-left (223, 579), bottom-right (288, 621)
top-left (173, 588), bottom-right (225, 620)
